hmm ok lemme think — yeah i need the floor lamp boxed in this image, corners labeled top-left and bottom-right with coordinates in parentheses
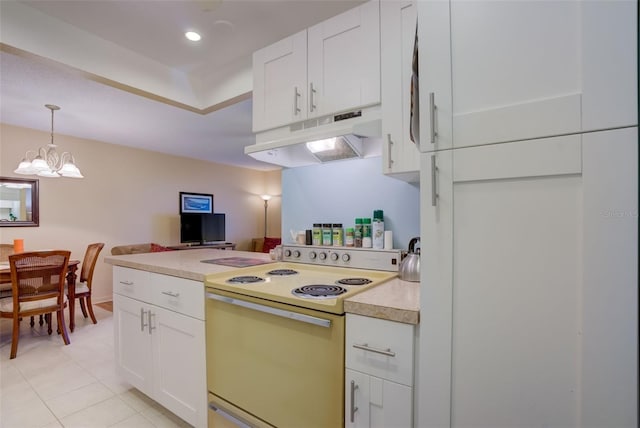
top-left (261, 195), bottom-right (271, 237)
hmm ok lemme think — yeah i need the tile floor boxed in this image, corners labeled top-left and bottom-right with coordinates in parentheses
top-left (0, 304), bottom-right (192, 428)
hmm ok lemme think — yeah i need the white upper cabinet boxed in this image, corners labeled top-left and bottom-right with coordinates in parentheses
top-left (381, 0), bottom-right (420, 182)
top-left (308, 0), bottom-right (380, 119)
top-left (417, 0), bottom-right (638, 152)
top-left (252, 31), bottom-right (307, 132)
top-left (252, 0), bottom-right (380, 133)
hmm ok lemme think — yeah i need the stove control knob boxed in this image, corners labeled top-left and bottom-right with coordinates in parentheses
top-left (330, 253), bottom-right (339, 261)
top-left (309, 251), bottom-right (317, 260)
top-left (284, 249), bottom-right (292, 258)
top-left (292, 250), bottom-right (301, 258)
top-left (319, 252), bottom-right (327, 260)
top-left (341, 253), bottom-right (351, 262)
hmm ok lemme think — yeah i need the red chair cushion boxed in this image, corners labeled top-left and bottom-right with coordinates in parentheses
top-left (262, 237), bottom-right (281, 253)
top-left (150, 243), bottom-right (173, 253)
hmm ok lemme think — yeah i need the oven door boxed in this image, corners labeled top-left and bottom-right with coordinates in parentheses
top-left (205, 289), bottom-right (345, 428)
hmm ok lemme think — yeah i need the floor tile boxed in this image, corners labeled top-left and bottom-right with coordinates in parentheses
top-left (108, 413), bottom-right (157, 428)
top-left (45, 380), bottom-right (115, 419)
top-left (0, 393), bottom-right (58, 428)
top-left (24, 359), bottom-right (97, 400)
top-left (59, 396), bottom-right (137, 428)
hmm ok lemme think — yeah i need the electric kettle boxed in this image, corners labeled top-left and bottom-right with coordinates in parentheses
top-left (399, 237), bottom-right (420, 282)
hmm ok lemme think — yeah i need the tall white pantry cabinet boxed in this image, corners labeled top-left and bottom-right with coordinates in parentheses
top-left (416, 1), bottom-right (638, 427)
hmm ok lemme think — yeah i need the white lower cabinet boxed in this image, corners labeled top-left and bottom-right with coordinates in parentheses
top-left (113, 267), bottom-right (207, 428)
top-left (418, 128), bottom-right (638, 427)
top-left (345, 313), bottom-right (415, 428)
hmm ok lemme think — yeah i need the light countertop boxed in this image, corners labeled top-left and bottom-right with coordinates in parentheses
top-left (104, 249), bottom-right (419, 324)
top-left (104, 249), bottom-right (274, 281)
top-left (344, 278), bottom-right (420, 325)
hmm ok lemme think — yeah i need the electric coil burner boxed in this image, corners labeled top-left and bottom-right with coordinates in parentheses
top-left (336, 277), bottom-right (373, 286)
top-left (226, 275), bottom-right (264, 284)
top-left (267, 269), bottom-right (299, 276)
top-left (291, 284), bottom-right (348, 299)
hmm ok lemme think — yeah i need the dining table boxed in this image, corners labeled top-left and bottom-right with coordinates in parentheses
top-left (0, 259), bottom-right (81, 331)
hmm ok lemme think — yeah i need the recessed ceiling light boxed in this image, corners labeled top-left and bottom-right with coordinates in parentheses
top-left (185, 31), bottom-right (201, 42)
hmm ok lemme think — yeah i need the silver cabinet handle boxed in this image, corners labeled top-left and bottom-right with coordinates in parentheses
top-left (140, 308), bottom-right (147, 332)
top-left (431, 154), bottom-right (438, 207)
top-left (119, 280), bottom-right (134, 286)
top-left (350, 380), bottom-right (359, 423)
top-left (429, 92), bottom-right (438, 144)
top-left (353, 343), bottom-right (397, 357)
top-left (387, 133), bottom-right (394, 169)
top-left (309, 82), bottom-right (317, 112)
top-left (206, 292), bottom-right (331, 328)
top-left (293, 86), bottom-right (301, 115)
top-left (148, 311), bottom-right (155, 335)
top-left (161, 291), bottom-right (180, 298)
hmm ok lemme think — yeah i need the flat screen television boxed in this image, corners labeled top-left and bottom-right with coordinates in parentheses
top-left (180, 213), bottom-right (225, 244)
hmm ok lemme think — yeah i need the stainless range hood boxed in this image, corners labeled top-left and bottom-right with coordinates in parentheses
top-left (245, 105), bottom-right (381, 168)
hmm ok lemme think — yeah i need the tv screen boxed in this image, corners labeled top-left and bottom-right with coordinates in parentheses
top-left (180, 213), bottom-right (203, 244)
top-left (180, 213), bottom-right (225, 244)
top-left (203, 213), bottom-right (225, 243)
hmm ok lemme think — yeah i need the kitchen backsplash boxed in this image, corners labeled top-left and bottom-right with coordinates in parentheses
top-left (281, 156), bottom-right (420, 250)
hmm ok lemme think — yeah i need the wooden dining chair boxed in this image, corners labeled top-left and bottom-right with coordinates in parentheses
top-left (0, 250), bottom-right (71, 359)
top-left (0, 244), bottom-right (14, 298)
top-left (68, 243), bottom-right (104, 327)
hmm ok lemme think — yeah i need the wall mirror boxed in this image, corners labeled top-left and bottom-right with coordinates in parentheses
top-left (0, 177), bottom-right (39, 227)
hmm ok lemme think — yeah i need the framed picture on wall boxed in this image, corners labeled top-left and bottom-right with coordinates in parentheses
top-left (180, 192), bottom-right (213, 214)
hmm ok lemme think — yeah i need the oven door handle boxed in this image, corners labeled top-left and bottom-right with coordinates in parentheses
top-left (206, 292), bottom-right (332, 328)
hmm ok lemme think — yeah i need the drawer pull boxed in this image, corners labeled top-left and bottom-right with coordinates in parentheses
top-left (353, 343), bottom-right (396, 357)
top-left (119, 280), bottom-right (134, 286)
top-left (161, 291), bottom-right (180, 298)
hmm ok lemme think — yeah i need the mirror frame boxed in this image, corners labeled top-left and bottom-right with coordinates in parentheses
top-left (0, 176), bottom-right (40, 227)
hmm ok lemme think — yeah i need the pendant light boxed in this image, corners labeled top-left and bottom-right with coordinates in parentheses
top-left (14, 104), bottom-right (84, 178)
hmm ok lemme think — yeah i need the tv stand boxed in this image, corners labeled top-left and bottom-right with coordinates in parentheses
top-left (168, 242), bottom-right (236, 251)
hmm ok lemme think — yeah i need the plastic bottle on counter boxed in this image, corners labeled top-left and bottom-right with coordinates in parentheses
top-left (345, 228), bottom-right (355, 247)
top-left (322, 223), bottom-right (333, 246)
top-left (354, 218), bottom-right (363, 248)
top-left (372, 210), bottom-right (384, 249)
top-left (312, 223), bottom-right (322, 246)
top-left (362, 218), bottom-right (372, 248)
top-left (332, 224), bottom-right (344, 246)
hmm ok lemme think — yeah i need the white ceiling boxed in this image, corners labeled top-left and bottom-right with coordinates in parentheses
top-left (0, 0), bottom-right (365, 171)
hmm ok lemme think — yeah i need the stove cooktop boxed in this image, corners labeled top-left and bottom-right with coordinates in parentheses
top-left (205, 262), bottom-right (397, 314)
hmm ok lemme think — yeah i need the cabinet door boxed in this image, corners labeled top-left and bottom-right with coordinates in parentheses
top-left (450, 1), bottom-right (582, 148)
top-left (418, 132), bottom-right (638, 427)
top-left (252, 30), bottom-right (307, 132)
top-left (381, 0), bottom-right (419, 182)
top-left (346, 369), bottom-right (370, 428)
top-left (417, 148), bottom-right (453, 427)
top-left (152, 306), bottom-right (206, 428)
top-left (308, 0), bottom-right (380, 118)
top-left (113, 294), bottom-right (153, 395)
top-left (416, 0), bottom-right (453, 153)
top-left (346, 369), bottom-right (413, 428)
top-left (418, 1), bottom-right (637, 152)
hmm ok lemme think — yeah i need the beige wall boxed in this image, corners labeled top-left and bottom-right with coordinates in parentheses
top-left (0, 123), bottom-right (281, 302)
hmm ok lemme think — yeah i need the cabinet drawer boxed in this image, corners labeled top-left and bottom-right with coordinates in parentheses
top-left (346, 313), bottom-right (414, 386)
top-left (113, 266), bottom-right (151, 302)
top-left (150, 273), bottom-right (204, 320)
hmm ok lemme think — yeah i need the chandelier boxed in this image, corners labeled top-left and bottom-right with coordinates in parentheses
top-left (14, 104), bottom-right (83, 178)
